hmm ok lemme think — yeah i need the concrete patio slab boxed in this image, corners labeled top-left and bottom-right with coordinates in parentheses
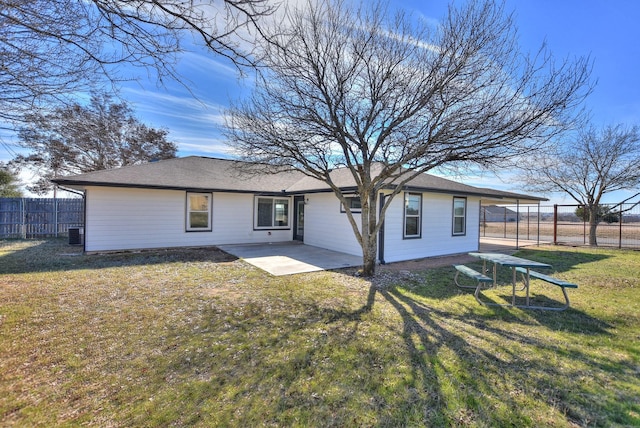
top-left (218, 242), bottom-right (363, 276)
top-left (219, 238), bottom-right (546, 276)
top-left (479, 237), bottom-right (549, 253)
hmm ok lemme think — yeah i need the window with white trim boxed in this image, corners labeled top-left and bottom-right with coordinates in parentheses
top-left (403, 192), bottom-right (422, 239)
top-left (453, 197), bottom-right (467, 235)
top-left (186, 193), bottom-right (212, 231)
top-left (255, 197), bottom-right (290, 229)
top-left (340, 196), bottom-right (362, 213)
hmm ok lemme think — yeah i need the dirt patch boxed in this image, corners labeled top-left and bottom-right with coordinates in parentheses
top-left (89, 245), bottom-right (237, 263)
top-left (378, 253), bottom-right (480, 272)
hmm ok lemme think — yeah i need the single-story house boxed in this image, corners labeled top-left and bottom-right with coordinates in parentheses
top-left (52, 156), bottom-right (546, 263)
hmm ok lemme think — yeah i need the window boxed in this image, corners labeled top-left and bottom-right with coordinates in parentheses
top-left (340, 196), bottom-right (362, 213)
top-left (255, 197), bottom-right (290, 229)
top-left (453, 197), bottom-right (467, 235)
top-left (187, 193), bottom-right (211, 231)
top-left (403, 193), bottom-right (422, 238)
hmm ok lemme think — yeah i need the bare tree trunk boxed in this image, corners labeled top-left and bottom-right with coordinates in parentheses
top-left (361, 234), bottom-right (378, 276)
top-left (360, 192), bottom-right (379, 277)
top-left (588, 206), bottom-right (599, 246)
top-left (588, 220), bottom-right (598, 246)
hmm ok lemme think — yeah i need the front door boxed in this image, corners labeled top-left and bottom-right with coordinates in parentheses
top-left (293, 196), bottom-right (305, 241)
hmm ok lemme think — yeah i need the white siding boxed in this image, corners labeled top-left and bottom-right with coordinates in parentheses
top-left (84, 187), bottom-right (292, 252)
top-left (381, 192), bottom-right (481, 263)
top-left (83, 186), bottom-right (482, 261)
top-left (298, 191), bottom-right (481, 263)
top-left (302, 193), bottom-right (363, 257)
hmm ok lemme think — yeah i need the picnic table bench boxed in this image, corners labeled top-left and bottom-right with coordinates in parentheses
top-left (454, 253), bottom-right (578, 311)
top-left (453, 264), bottom-right (493, 289)
top-left (514, 267), bottom-right (578, 311)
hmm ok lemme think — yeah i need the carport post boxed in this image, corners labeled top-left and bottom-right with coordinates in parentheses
top-left (516, 199), bottom-right (520, 249)
top-left (537, 201), bottom-right (541, 245)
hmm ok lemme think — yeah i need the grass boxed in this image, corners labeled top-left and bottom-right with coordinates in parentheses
top-left (1, 239), bottom-right (639, 427)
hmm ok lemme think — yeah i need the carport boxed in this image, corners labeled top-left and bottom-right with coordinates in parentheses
top-left (218, 242), bottom-right (363, 276)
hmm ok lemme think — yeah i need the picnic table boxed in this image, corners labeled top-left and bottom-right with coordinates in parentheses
top-left (467, 252), bottom-right (551, 307)
top-left (454, 252), bottom-right (578, 311)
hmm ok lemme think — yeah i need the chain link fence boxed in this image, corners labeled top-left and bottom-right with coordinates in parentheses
top-left (481, 202), bottom-right (640, 249)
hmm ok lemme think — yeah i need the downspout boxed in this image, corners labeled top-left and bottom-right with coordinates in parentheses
top-left (82, 189), bottom-right (86, 252)
top-left (479, 200), bottom-right (483, 251)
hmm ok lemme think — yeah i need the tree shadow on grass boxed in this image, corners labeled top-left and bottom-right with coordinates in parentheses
top-left (398, 266), bottom-right (613, 335)
top-left (74, 262), bottom-right (636, 427)
top-left (128, 283), bottom-right (385, 426)
top-left (153, 280), bottom-right (630, 426)
top-left (513, 248), bottom-right (611, 274)
top-left (426, 248), bottom-right (615, 335)
top-left (0, 238), bottom-right (237, 275)
top-left (376, 285), bottom-right (635, 426)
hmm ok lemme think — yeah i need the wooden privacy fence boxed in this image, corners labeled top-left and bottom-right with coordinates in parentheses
top-left (0, 198), bottom-right (84, 239)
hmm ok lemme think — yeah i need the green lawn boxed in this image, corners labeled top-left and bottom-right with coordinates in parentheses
top-left (1, 239), bottom-right (639, 427)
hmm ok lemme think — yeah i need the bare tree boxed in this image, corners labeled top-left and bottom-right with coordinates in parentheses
top-left (0, 164), bottom-right (23, 197)
top-left (523, 124), bottom-right (640, 245)
top-left (0, 0), bottom-right (276, 126)
top-left (11, 93), bottom-right (178, 194)
top-left (226, 0), bottom-right (592, 276)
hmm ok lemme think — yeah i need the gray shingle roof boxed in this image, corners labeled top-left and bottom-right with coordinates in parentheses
top-left (52, 156), bottom-right (546, 202)
top-left (287, 165), bottom-right (545, 202)
top-left (52, 157), bottom-right (304, 194)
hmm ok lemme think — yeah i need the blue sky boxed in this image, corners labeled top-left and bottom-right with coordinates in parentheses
top-left (4, 0), bottom-right (640, 203)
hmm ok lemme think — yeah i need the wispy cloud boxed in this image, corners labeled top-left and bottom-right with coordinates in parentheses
top-left (413, 10), bottom-right (443, 31)
top-left (180, 50), bottom-right (238, 80)
top-left (178, 137), bottom-right (234, 157)
top-left (121, 85), bottom-right (231, 157)
top-left (124, 87), bottom-right (225, 110)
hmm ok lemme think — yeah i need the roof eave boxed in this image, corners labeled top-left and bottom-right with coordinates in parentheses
top-left (52, 174), bottom-right (547, 203)
top-left (385, 184), bottom-right (546, 203)
top-left (51, 179), bottom-right (288, 196)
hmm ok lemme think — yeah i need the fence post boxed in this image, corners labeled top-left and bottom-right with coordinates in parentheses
top-left (583, 209), bottom-right (587, 245)
top-left (553, 204), bottom-right (558, 245)
top-left (54, 197), bottom-right (58, 238)
top-left (619, 207), bottom-right (623, 249)
top-left (20, 198), bottom-right (26, 239)
top-left (526, 206), bottom-right (530, 240)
